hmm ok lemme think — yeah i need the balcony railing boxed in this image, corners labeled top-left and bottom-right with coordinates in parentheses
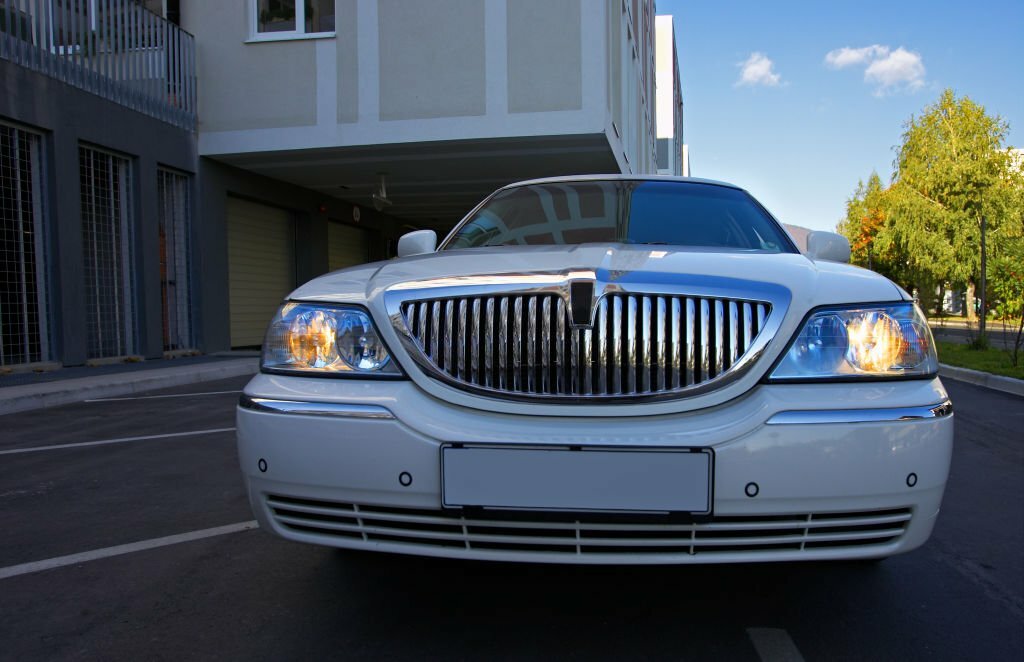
top-left (1, 0), bottom-right (195, 130)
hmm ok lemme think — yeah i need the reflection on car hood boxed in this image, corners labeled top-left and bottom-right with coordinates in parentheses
top-left (290, 244), bottom-right (905, 309)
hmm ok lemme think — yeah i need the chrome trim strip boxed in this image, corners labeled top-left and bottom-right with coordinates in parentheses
top-left (765, 400), bottom-right (953, 425)
top-left (239, 395), bottom-right (395, 419)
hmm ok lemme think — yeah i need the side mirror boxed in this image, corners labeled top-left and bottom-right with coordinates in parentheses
top-left (397, 229), bottom-right (437, 258)
top-left (806, 231), bottom-right (851, 263)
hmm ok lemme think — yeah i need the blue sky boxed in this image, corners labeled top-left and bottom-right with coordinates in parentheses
top-left (655, 0), bottom-right (1024, 232)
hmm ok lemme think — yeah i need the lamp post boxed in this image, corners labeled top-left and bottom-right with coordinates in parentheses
top-left (979, 214), bottom-right (987, 341)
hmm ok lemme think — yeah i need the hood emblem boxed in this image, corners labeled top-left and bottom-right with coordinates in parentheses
top-left (569, 279), bottom-right (597, 328)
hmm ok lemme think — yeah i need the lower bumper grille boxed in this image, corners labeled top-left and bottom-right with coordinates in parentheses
top-left (266, 495), bottom-right (911, 558)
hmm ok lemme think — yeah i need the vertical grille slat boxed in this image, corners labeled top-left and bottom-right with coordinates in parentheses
top-left (457, 299), bottom-right (467, 381)
top-left (742, 302), bottom-right (753, 355)
top-left (670, 297), bottom-right (681, 390)
top-left (513, 297), bottom-right (523, 392)
top-left (729, 301), bottom-right (740, 365)
top-left (444, 300), bottom-right (454, 372)
top-left (611, 297), bottom-right (623, 395)
top-left (626, 296), bottom-right (637, 394)
top-left (498, 297), bottom-right (509, 390)
top-left (555, 298), bottom-right (566, 394)
top-left (430, 301), bottom-right (440, 362)
top-left (470, 298), bottom-right (481, 384)
top-left (714, 299), bottom-right (725, 378)
top-left (655, 297), bottom-right (667, 392)
top-left (399, 292), bottom-right (772, 400)
top-left (541, 297), bottom-right (551, 394)
top-left (699, 298), bottom-right (710, 383)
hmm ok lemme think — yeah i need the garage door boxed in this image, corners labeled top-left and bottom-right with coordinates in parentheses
top-left (328, 220), bottom-right (371, 271)
top-left (227, 198), bottom-right (294, 348)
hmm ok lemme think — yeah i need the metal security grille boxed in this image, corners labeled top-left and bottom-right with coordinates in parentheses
top-left (80, 146), bottom-right (134, 358)
top-left (0, 123), bottom-right (49, 366)
top-left (157, 168), bottom-right (191, 351)
top-left (399, 292), bottom-right (771, 400)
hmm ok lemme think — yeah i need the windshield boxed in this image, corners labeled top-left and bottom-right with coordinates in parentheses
top-left (443, 180), bottom-right (796, 253)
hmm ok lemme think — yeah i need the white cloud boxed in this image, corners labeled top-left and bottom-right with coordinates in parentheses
top-left (864, 48), bottom-right (926, 94)
top-left (824, 45), bottom-right (889, 69)
top-left (736, 52), bottom-right (782, 87)
top-left (824, 44), bottom-right (926, 95)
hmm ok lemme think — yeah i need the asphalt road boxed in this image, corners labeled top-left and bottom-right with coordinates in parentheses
top-left (0, 377), bottom-right (1021, 661)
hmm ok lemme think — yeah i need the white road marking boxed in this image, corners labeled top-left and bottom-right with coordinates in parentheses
top-left (85, 390), bottom-right (242, 402)
top-left (0, 521), bottom-right (258, 581)
top-left (746, 628), bottom-right (805, 662)
top-left (0, 427), bottom-right (236, 456)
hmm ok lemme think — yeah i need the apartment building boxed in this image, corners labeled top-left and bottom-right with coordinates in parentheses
top-left (1, 0), bottom-right (679, 368)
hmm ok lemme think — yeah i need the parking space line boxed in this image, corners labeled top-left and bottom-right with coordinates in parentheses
top-left (84, 390), bottom-right (242, 403)
top-left (746, 628), bottom-right (805, 662)
top-left (0, 521), bottom-right (258, 581)
top-left (0, 427), bottom-right (236, 455)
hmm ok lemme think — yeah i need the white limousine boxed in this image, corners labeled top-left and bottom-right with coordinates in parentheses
top-left (237, 176), bottom-right (953, 564)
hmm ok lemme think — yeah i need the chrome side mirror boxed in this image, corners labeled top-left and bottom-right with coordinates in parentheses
top-left (397, 230), bottom-right (437, 258)
top-left (806, 231), bottom-right (851, 263)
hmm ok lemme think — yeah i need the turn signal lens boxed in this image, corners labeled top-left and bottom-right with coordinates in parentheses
top-left (770, 303), bottom-right (937, 380)
top-left (262, 303), bottom-right (401, 376)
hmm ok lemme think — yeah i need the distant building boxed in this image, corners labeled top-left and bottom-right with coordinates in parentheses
top-left (654, 14), bottom-right (687, 176)
top-left (1009, 148), bottom-right (1024, 171)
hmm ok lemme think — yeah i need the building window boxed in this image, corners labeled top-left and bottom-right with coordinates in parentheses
top-left (157, 168), bottom-right (192, 352)
top-left (251, 0), bottom-right (335, 40)
top-left (0, 123), bottom-right (49, 367)
top-left (80, 146), bottom-right (135, 359)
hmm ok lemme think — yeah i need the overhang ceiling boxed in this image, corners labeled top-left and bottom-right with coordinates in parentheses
top-left (212, 133), bottom-right (620, 234)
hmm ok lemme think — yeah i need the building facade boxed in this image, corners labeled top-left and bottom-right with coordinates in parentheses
top-left (2, 0), bottom-right (680, 368)
top-left (654, 14), bottom-right (686, 176)
top-left (1, 0), bottom-right (196, 368)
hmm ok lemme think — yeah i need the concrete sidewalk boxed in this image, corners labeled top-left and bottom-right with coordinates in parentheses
top-left (939, 364), bottom-right (1024, 398)
top-left (0, 357), bottom-right (258, 416)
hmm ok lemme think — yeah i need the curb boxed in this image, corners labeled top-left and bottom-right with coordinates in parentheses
top-left (939, 363), bottom-right (1024, 398)
top-left (0, 359), bottom-right (259, 416)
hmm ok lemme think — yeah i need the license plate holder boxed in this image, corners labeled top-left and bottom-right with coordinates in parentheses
top-left (441, 446), bottom-right (713, 515)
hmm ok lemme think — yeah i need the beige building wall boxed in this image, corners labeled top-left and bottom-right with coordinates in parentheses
top-left (508, 0), bottom-right (582, 113)
top-left (337, 0), bottom-right (360, 124)
top-left (377, 0), bottom-right (485, 120)
top-left (182, 0), bottom-right (317, 132)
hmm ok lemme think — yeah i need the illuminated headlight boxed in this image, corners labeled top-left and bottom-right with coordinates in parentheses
top-left (769, 303), bottom-right (937, 380)
top-left (262, 303), bottom-right (402, 376)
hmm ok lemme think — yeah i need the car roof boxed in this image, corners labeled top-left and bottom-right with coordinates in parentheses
top-left (503, 174), bottom-right (744, 191)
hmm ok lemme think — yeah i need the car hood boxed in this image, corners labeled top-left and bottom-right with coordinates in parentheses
top-left (291, 244), bottom-right (904, 309)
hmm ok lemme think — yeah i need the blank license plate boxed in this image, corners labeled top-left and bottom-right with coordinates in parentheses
top-left (442, 446), bottom-right (712, 514)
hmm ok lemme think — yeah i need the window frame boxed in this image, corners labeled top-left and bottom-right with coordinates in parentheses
top-left (248, 0), bottom-right (336, 43)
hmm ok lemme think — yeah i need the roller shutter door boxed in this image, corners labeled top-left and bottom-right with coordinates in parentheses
top-left (328, 221), bottom-right (371, 271)
top-left (227, 198), bottom-right (294, 347)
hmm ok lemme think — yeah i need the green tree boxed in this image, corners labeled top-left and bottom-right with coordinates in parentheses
top-left (878, 89), bottom-right (1021, 323)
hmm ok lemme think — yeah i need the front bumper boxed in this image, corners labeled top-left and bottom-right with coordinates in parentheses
top-left (236, 374), bottom-right (953, 564)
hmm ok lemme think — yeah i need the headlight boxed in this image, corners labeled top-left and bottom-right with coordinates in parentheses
top-left (262, 303), bottom-right (402, 377)
top-left (769, 302), bottom-right (937, 380)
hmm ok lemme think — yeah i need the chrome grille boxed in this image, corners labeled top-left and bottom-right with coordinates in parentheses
top-left (398, 293), bottom-right (771, 399)
top-left (267, 496), bottom-right (911, 560)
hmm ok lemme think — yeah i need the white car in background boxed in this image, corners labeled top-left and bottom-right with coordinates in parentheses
top-left (237, 176), bottom-right (953, 564)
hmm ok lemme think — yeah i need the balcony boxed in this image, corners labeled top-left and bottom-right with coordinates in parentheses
top-left (1, 0), bottom-right (195, 130)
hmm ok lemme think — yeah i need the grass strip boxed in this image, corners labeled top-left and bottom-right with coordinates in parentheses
top-left (936, 341), bottom-right (1024, 380)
